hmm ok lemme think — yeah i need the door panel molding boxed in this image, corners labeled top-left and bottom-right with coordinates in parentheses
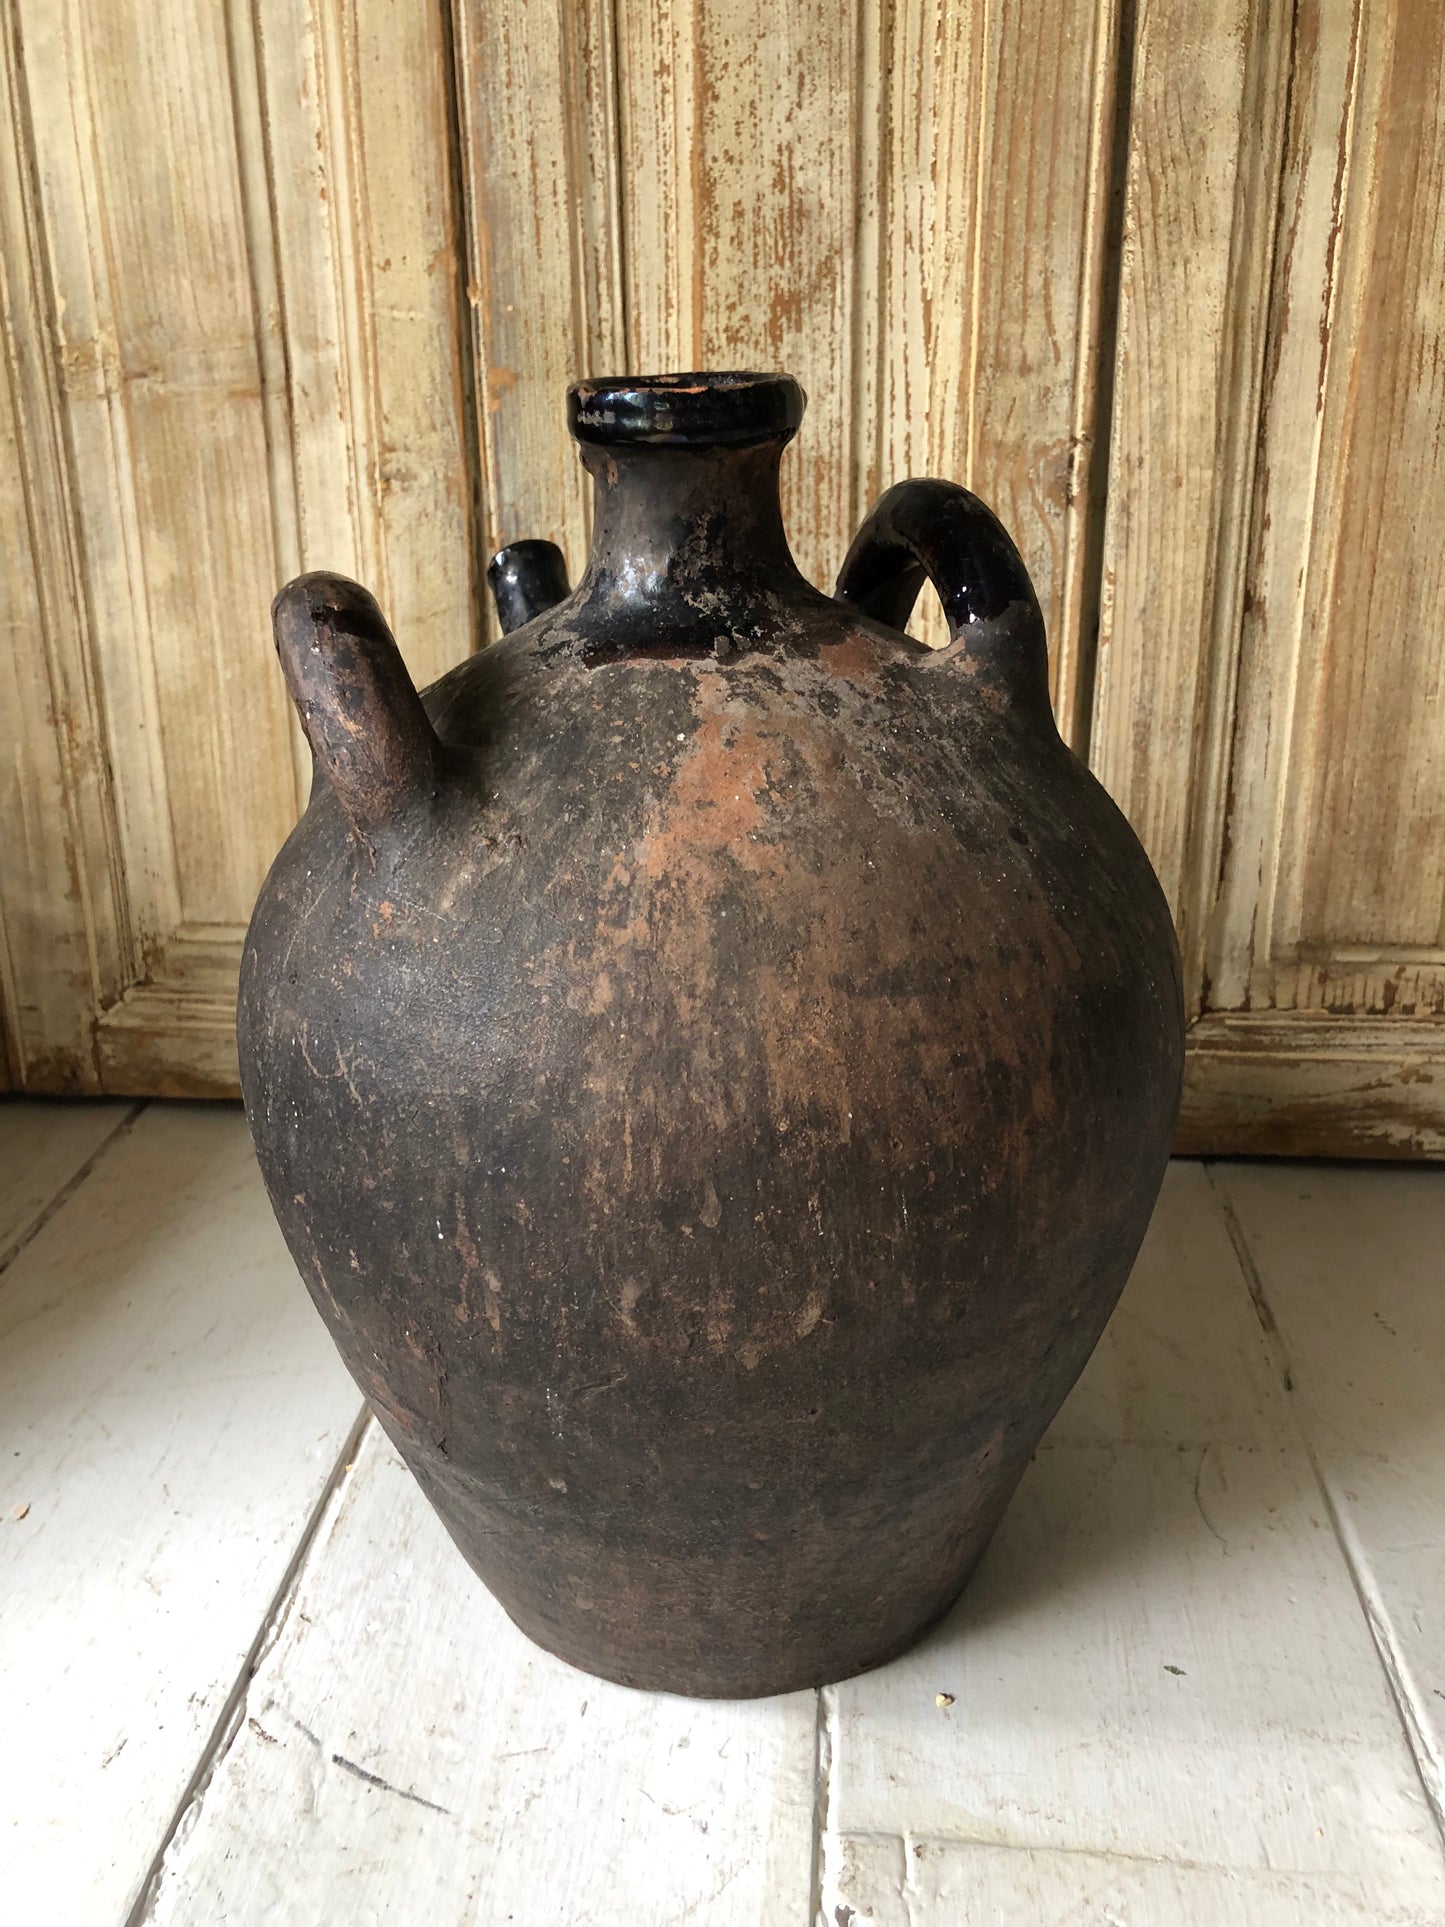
top-left (1179, 1014), bottom-right (1445, 1159)
top-left (1090, 0), bottom-right (1294, 978)
top-left (1210, 0), bottom-right (1445, 1023)
top-left (1094, 0), bottom-right (1445, 1152)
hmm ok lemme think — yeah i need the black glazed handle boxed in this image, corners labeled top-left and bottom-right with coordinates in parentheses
top-left (488, 539), bottom-right (571, 635)
top-left (273, 572), bottom-right (441, 850)
top-left (836, 480), bottom-right (1050, 713)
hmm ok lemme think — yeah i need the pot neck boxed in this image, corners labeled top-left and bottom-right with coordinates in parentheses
top-left (564, 372), bottom-right (811, 651)
top-left (574, 440), bottom-right (808, 625)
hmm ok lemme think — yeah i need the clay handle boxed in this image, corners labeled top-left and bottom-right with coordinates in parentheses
top-left (836, 480), bottom-right (1050, 713)
top-left (273, 572), bottom-right (442, 845)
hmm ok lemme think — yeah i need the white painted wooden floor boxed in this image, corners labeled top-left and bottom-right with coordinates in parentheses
top-left (2, 1102), bottom-right (1442, 1926)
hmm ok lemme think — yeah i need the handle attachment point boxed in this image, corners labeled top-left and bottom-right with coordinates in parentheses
top-left (836, 480), bottom-right (1051, 713)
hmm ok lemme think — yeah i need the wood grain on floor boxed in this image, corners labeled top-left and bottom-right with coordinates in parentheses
top-left (0, 1102), bottom-right (1441, 1926)
top-left (0, 1104), bottom-right (363, 1924)
top-left (1215, 1163), bottom-right (1445, 1824)
top-left (0, 1097), bottom-right (135, 1262)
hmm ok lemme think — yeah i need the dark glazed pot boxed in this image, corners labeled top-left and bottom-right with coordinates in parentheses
top-left (239, 371), bottom-right (1183, 1699)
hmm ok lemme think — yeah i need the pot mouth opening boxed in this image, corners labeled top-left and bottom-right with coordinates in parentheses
top-left (568, 371), bottom-right (805, 448)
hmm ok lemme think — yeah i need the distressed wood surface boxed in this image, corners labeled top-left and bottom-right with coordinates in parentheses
top-left (1194, 0), bottom-right (1445, 1149)
top-left (828, 1832), bottom-right (1445, 1926)
top-left (453, 0), bottom-right (623, 605)
top-left (613, 0), bottom-right (1116, 702)
top-left (1222, 1), bottom-right (1445, 1016)
top-left (1091, 0), bottom-right (1445, 1149)
top-left (1089, 0), bottom-right (1290, 940)
top-left (0, 1), bottom-right (128, 1093)
top-left (822, 1162), bottom-right (1445, 1918)
top-left (1178, 1014), bottom-right (1445, 1160)
top-left (1, 0), bottom-right (1122, 1094)
top-left (1216, 1160), bottom-right (1445, 1820)
top-left (254, 0), bottom-right (477, 705)
top-left (19, 0), bottom-right (297, 973)
top-left (0, 1106), bottom-right (361, 1924)
top-left (0, 1096), bottom-right (130, 1257)
top-left (615, 0), bottom-right (861, 599)
top-left (0, 0), bottom-right (474, 1095)
top-left (145, 1423), bottom-right (819, 1927)
top-left (863, 0), bottom-right (1118, 714)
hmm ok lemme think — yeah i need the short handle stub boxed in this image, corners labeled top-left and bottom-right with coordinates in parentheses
top-left (487, 539), bottom-right (571, 636)
top-left (836, 480), bottom-right (1051, 713)
top-left (272, 572), bottom-right (442, 848)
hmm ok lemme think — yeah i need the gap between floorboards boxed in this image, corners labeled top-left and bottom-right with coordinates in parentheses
top-left (0, 1100), bottom-right (146, 1276)
top-left (124, 1407), bottom-right (374, 1927)
top-left (1205, 1158), bottom-right (1445, 1851)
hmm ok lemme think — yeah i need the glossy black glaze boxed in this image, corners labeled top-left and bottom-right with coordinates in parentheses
top-left (488, 539), bottom-right (571, 637)
top-left (569, 369), bottom-right (806, 446)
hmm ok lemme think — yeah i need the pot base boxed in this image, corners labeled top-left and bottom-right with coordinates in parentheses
top-left (491, 1533), bottom-right (1001, 1701)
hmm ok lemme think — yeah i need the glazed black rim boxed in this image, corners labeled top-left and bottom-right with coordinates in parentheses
top-left (568, 371), bottom-right (805, 447)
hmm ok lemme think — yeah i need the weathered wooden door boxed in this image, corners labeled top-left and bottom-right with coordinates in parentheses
top-left (2, 0), bottom-right (1442, 1154)
top-left (0, 0), bottom-right (474, 1093)
top-left (1093, 0), bottom-right (1445, 1154)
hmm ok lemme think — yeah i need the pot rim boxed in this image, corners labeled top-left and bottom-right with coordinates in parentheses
top-left (568, 370), bottom-right (805, 447)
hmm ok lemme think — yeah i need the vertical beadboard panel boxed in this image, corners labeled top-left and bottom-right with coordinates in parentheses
top-left (0, 4), bottom-right (125, 1091)
top-left (1204, 0), bottom-right (1368, 1017)
top-left (1103, 0), bottom-right (1445, 1152)
top-left (615, 0), bottom-right (861, 594)
top-left (0, 338), bottom-right (98, 1089)
top-left (860, 0), bottom-right (988, 648)
top-left (1089, 0), bottom-right (1292, 942)
top-left (968, 2), bottom-right (1122, 739)
top-left (7, 0), bottom-right (293, 1097)
top-left (452, 0), bottom-right (624, 609)
top-left (0, 0), bottom-right (477, 1094)
top-left (255, 0), bottom-right (476, 715)
top-left (1216, 0), bottom-right (1445, 1014)
top-left (864, 0), bottom-right (1119, 715)
top-left (615, 0), bottom-right (1115, 672)
top-left (1278, 4), bottom-right (1445, 965)
top-left (20, 0), bottom-right (295, 944)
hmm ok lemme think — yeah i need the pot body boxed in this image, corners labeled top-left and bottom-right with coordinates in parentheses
top-left (240, 376), bottom-right (1182, 1697)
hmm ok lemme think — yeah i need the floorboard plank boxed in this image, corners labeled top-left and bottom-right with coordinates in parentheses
top-left (0, 1096), bottom-right (134, 1260)
top-left (822, 1162), bottom-right (1445, 1921)
top-left (1214, 1160), bottom-right (1445, 1824)
top-left (0, 1104), bottom-right (362, 1926)
top-left (828, 1832), bottom-right (1445, 1925)
top-left (144, 1423), bottom-right (819, 1927)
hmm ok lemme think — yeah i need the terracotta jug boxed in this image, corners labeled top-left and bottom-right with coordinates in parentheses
top-left (239, 371), bottom-right (1183, 1698)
